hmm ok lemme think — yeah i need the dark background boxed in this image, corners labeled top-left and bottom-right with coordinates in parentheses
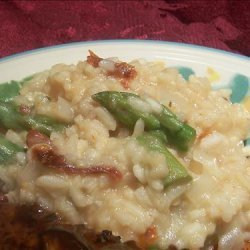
top-left (0, 0), bottom-right (250, 58)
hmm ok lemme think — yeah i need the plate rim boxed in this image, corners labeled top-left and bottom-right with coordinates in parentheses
top-left (0, 39), bottom-right (249, 63)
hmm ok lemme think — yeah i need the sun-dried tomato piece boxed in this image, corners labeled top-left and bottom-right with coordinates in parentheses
top-left (31, 144), bottom-right (122, 181)
top-left (87, 50), bottom-right (103, 68)
top-left (26, 130), bottom-right (52, 148)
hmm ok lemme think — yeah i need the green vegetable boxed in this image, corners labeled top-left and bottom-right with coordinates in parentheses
top-left (93, 91), bottom-right (161, 130)
top-left (0, 76), bottom-right (33, 102)
top-left (156, 105), bottom-right (196, 151)
top-left (137, 131), bottom-right (192, 188)
top-left (0, 101), bottom-right (66, 136)
top-left (24, 114), bottom-right (66, 136)
top-left (0, 101), bottom-right (25, 130)
top-left (92, 91), bottom-right (196, 151)
top-left (0, 134), bottom-right (24, 164)
top-left (92, 91), bottom-right (193, 187)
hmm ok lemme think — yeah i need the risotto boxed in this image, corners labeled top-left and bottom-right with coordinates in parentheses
top-left (0, 51), bottom-right (250, 250)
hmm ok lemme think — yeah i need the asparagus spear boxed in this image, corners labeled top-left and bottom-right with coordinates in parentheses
top-left (137, 131), bottom-right (192, 188)
top-left (93, 91), bottom-right (161, 130)
top-left (0, 101), bottom-right (66, 136)
top-left (0, 134), bottom-right (25, 164)
top-left (0, 76), bottom-right (33, 102)
top-left (92, 91), bottom-right (196, 151)
top-left (24, 114), bottom-right (66, 136)
top-left (0, 102), bottom-right (25, 130)
top-left (156, 105), bottom-right (196, 151)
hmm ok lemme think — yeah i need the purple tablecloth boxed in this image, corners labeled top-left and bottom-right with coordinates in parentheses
top-left (0, 0), bottom-right (249, 58)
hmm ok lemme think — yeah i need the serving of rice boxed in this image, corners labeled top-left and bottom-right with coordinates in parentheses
top-left (0, 52), bottom-right (250, 249)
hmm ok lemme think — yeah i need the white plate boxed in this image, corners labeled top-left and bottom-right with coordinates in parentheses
top-left (0, 39), bottom-right (249, 105)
